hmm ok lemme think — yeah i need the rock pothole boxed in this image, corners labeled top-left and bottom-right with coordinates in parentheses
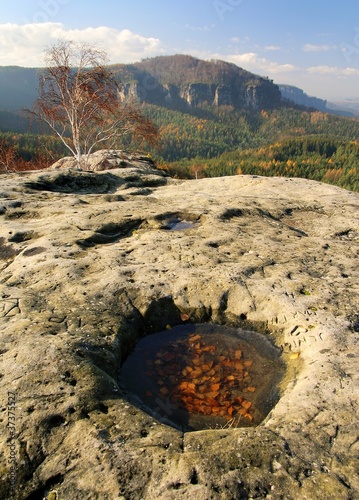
top-left (76, 219), bottom-right (144, 247)
top-left (154, 211), bottom-right (202, 231)
top-left (119, 323), bottom-right (286, 431)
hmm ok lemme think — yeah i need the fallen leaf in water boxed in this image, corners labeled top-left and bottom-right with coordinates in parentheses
top-left (241, 400), bottom-right (252, 410)
top-left (243, 360), bottom-right (253, 368)
top-left (163, 353), bottom-right (176, 362)
top-left (245, 386), bottom-right (256, 393)
top-left (141, 333), bottom-right (258, 425)
top-left (180, 313), bottom-right (190, 321)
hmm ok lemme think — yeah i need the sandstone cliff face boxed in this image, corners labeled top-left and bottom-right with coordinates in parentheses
top-left (117, 55), bottom-right (282, 110)
top-left (120, 79), bottom-right (281, 110)
top-left (0, 162), bottom-right (358, 499)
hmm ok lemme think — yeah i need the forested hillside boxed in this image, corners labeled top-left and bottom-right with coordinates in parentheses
top-left (145, 106), bottom-right (359, 162)
top-left (165, 136), bottom-right (359, 192)
top-left (144, 105), bottom-right (359, 192)
top-left (1, 105), bottom-right (358, 191)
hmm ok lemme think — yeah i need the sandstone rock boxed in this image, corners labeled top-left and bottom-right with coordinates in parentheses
top-left (0, 167), bottom-right (358, 499)
top-left (50, 149), bottom-right (158, 172)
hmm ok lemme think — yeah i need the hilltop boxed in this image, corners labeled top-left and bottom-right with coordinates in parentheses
top-left (112, 54), bottom-right (282, 111)
top-left (0, 54), bottom-right (336, 114)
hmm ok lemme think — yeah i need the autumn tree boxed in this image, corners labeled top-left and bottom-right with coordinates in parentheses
top-left (0, 139), bottom-right (17, 173)
top-left (28, 40), bottom-right (158, 169)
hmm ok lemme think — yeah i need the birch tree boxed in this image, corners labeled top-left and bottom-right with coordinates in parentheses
top-left (29, 40), bottom-right (158, 169)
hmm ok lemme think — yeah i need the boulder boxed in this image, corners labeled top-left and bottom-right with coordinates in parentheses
top-left (0, 167), bottom-right (358, 499)
top-left (50, 149), bottom-right (157, 172)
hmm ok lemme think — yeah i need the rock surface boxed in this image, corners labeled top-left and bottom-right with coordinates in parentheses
top-left (50, 149), bottom-right (158, 172)
top-left (0, 164), bottom-right (358, 499)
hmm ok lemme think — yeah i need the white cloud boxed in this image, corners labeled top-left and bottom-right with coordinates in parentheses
top-left (307, 65), bottom-right (359, 76)
top-left (303, 44), bottom-right (337, 52)
top-left (264, 45), bottom-right (282, 52)
top-left (224, 52), bottom-right (297, 75)
top-left (0, 23), bottom-right (164, 66)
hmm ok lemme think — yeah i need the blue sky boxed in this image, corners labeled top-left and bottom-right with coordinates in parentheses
top-left (1, 0), bottom-right (358, 100)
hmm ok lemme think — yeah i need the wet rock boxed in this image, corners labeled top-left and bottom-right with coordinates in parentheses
top-left (0, 168), bottom-right (358, 499)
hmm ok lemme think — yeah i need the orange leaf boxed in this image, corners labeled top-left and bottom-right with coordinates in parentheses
top-left (206, 391), bottom-right (219, 399)
top-left (242, 400), bottom-right (252, 410)
top-left (206, 396), bottom-right (220, 406)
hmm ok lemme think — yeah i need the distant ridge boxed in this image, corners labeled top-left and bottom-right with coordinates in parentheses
top-left (0, 54), bottom-right (356, 117)
top-left (278, 84), bottom-right (328, 112)
top-left (112, 54), bottom-right (283, 111)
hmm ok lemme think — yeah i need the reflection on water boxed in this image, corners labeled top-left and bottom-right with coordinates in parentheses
top-left (162, 218), bottom-right (198, 231)
top-left (119, 324), bottom-right (285, 432)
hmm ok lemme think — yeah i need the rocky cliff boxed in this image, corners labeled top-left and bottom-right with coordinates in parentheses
top-left (116, 55), bottom-right (282, 110)
top-left (279, 84), bottom-right (328, 112)
top-left (0, 158), bottom-right (358, 499)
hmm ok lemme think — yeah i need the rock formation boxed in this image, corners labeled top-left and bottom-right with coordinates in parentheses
top-left (0, 159), bottom-right (358, 499)
top-left (117, 55), bottom-right (283, 110)
top-left (279, 84), bottom-right (328, 112)
top-left (49, 149), bottom-right (158, 172)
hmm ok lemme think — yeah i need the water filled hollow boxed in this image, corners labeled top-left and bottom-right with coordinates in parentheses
top-left (119, 324), bottom-right (286, 432)
top-left (162, 217), bottom-right (199, 231)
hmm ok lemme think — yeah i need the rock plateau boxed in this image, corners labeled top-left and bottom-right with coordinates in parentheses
top-left (0, 154), bottom-right (358, 499)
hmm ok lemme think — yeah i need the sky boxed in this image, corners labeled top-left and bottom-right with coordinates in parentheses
top-left (0, 0), bottom-right (358, 101)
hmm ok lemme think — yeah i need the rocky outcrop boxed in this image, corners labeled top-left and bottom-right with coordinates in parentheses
top-left (120, 78), bottom-right (282, 110)
top-left (49, 149), bottom-right (159, 172)
top-left (0, 166), bottom-right (358, 499)
top-left (116, 55), bottom-right (283, 110)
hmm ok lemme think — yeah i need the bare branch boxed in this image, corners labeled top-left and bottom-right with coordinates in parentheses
top-left (25, 40), bottom-right (158, 169)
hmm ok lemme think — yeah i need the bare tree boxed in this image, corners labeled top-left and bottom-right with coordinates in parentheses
top-left (0, 140), bottom-right (17, 173)
top-left (28, 40), bottom-right (158, 169)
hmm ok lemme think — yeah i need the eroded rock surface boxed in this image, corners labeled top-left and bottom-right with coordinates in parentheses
top-left (0, 166), bottom-right (358, 499)
top-left (49, 149), bottom-right (158, 172)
